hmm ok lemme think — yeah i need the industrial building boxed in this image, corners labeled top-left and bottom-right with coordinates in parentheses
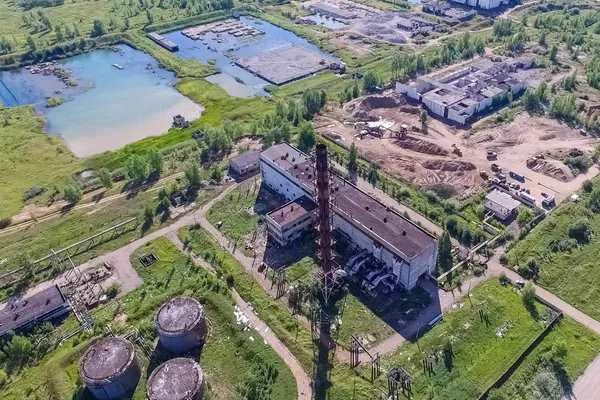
top-left (260, 143), bottom-right (438, 290)
top-left (450, 0), bottom-right (510, 9)
top-left (423, 1), bottom-right (476, 21)
top-left (154, 297), bottom-right (207, 354)
top-left (229, 149), bottom-right (261, 178)
top-left (147, 357), bottom-right (205, 400)
top-left (396, 57), bottom-right (533, 125)
top-left (266, 195), bottom-right (317, 246)
top-left (484, 189), bottom-right (521, 220)
top-left (0, 285), bottom-right (69, 338)
top-left (79, 337), bottom-right (141, 400)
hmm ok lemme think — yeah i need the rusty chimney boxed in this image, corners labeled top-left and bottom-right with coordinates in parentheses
top-left (315, 144), bottom-right (334, 282)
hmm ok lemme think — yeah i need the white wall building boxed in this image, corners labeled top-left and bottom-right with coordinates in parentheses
top-left (484, 189), bottom-right (521, 220)
top-left (266, 196), bottom-right (317, 246)
top-left (260, 143), bottom-right (439, 290)
top-left (451, 0), bottom-right (509, 9)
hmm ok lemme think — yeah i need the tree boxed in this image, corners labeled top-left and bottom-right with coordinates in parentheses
top-left (362, 71), bottom-right (379, 93)
top-left (589, 187), bottom-right (600, 213)
top-left (146, 9), bottom-right (153, 24)
top-left (347, 142), bottom-right (358, 176)
top-left (97, 168), bottom-right (113, 189)
top-left (521, 282), bottom-right (536, 309)
top-left (568, 218), bottom-right (591, 243)
top-left (367, 162), bottom-right (379, 185)
top-left (539, 30), bottom-right (547, 46)
top-left (297, 121), bottom-right (316, 152)
top-left (583, 179), bottom-right (593, 193)
top-left (123, 17), bottom-right (130, 31)
top-left (550, 44), bottom-right (558, 63)
top-left (26, 35), bottom-right (36, 51)
top-left (210, 166), bottom-right (222, 181)
top-left (147, 147), bottom-right (163, 174)
top-left (12, 252), bottom-right (35, 279)
top-left (516, 207), bottom-right (533, 226)
top-left (125, 154), bottom-right (148, 182)
top-left (185, 162), bottom-right (201, 187)
top-left (91, 20), bottom-right (106, 37)
top-left (4, 335), bottom-right (34, 369)
top-left (63, 185), bottom-right (82, 204)
top-left (437, 231), bottom-right (453, 272)
top-left (419, 110), bottom-right (428, 129)
top-left (54, 25), bottom-right (64, 42)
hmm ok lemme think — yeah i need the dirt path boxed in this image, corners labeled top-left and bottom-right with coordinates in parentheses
top-left (2, 172), bottom-right (186, 235)
top-left (2, 181), bottom-right (313, 399)
top-left (564, 353), bottom-right (600, 400)
top-left (167, 234), bottom-right (312, 400)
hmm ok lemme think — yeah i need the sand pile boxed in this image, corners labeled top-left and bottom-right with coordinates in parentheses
top-left (394, 137), bottom-right (448, 156)
top-left (422, 159), bottom-right (476, 171)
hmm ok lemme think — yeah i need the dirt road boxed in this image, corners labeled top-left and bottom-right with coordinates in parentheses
top-left (564, 354), bottom-right (600, 400)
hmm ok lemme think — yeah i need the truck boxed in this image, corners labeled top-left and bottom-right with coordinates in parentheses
top-left (520, 191), bottom-right (536, 206)
top-left (509, 171), bottom-right (525, 183)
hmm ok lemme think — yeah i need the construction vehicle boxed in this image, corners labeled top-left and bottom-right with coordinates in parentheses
top-left (479, 170), bottom-right (488, 179)
top-left (486, 151), bottom-right (497, 160)
top-left (491, 163), bottom-right (500, 172)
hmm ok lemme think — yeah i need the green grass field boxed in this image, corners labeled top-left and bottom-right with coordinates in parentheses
top-left (497, 316), bottom-right (600, 399)
top-left (376, 280), bottom-right (553, 399)
top-left (1, 236), bottom-right (298, 399)
top-left (507, 180), bottom-right (600, 321)
top-left (0, 106), bottom-right (83, 219)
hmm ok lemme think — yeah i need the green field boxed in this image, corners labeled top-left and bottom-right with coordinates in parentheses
top-left (377, 280), bottom-right (555, 399)
top-left (507, 179), bottom-right (600, 321)
top-left (0, 106), bottom-right (83, 219)
top-left (496, 317), bottom-right (600, 399)
top-left (0, 237), bottom-right (298, 399)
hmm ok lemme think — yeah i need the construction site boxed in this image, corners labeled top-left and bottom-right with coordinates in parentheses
top-left (298, 0), bottom-right (451, 43)
top-left (317, 89), bottom-right (600, 204)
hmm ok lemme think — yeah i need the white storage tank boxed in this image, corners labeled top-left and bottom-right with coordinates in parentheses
top-left (147, 357), bottom-right (205, 400)
top-left (79, 337), bottom-right (141, 400)
top-left (154, 297), bottom-right (207, 354)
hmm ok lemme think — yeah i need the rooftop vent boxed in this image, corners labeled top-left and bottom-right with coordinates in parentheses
top-left (383, 217), bottom-right (388, 223)
top-left (291, 205), bottom-right (294, 211)
top-left (294, 165), bottom-right (298, 169)
top-left (365, 206), bottom-right (370, 211)
top-left (402, 230), bottom-right (407, 236)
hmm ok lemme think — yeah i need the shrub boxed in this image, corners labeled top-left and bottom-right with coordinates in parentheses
top-left (63, 186), bottom-right (82, 204)
top-left (583, 180), bottom-right (593, 193)
top-left (23, 186), bottom-right (45, 200)
top-left (568, 218), bottom-right (592, 243)
top-left (0, 217), bottom-right (11, 229)
top-left (521, 282), bottom-right (536, 309)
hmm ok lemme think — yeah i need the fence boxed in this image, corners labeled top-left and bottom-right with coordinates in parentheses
top-left (477, 286), bottom-right (564, 400)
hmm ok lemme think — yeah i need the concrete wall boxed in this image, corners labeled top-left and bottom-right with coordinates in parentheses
top-left (395, 82), bottom-right (418, 99)
top-left (447, 108), bottom-right (468, 125)
top-left (422, 95), bottom-right (447, 117)
top-left (159, 320), bottom-right (206, 354)
top-left (86, 360), bottom-right (141, 400)
top-left (260, 159), bottom-right (311, 201)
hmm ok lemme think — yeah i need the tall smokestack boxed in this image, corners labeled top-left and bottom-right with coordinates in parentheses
top-left (315, 144), bottom-right (334, 302)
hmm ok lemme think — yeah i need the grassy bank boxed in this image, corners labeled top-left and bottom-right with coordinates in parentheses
top-left (496, 317), bottom-right (600, 399)
top-left (0, 106), bottom-right (82, 219)
top-left (376, 280), bottom-right (556, 399)
top-left (506, 177), bottom-right (600, 321)
top-left (1, 237), bottom-right (297, 399)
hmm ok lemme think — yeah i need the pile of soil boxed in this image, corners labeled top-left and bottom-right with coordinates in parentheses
top-left (345, 95), bottom-right (401, 114)
top-left (394, 137), bottom-right (448, 156)
top-left (398, 105), bottom-right (420, 114)
top-left (422, 159), bottom-right (476, 171)
top-left (528, 159), bottom-right (574, 182)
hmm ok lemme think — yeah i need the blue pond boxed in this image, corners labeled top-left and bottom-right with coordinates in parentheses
top-left (163, 17), bottom-right (334, 98)
top-left (0, 45), bottom-right (202, 157)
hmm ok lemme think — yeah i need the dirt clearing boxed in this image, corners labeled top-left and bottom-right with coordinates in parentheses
top-left (318, 95), bottom-right (600, 202)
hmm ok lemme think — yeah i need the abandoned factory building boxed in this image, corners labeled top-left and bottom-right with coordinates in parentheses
top-left (260, 143), bottom-right (438, 290)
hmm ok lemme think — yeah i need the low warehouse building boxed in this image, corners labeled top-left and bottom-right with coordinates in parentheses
top-left (484, 189), bottom-right (521, 220)
top-left (229, 149), bottom-right (261, 178)
top-left (266, 195), bottom-right (317, 246)
top-left (260, 143), bottom-right (438, 290)
top-left (154, 297), bottom-right (207, 354)
top-left (147, 358), bottom-right (205, 400)
top-left (79, 337), bottom-right (141, 400)
top-left (0, 284), bottom-right (69, 338)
